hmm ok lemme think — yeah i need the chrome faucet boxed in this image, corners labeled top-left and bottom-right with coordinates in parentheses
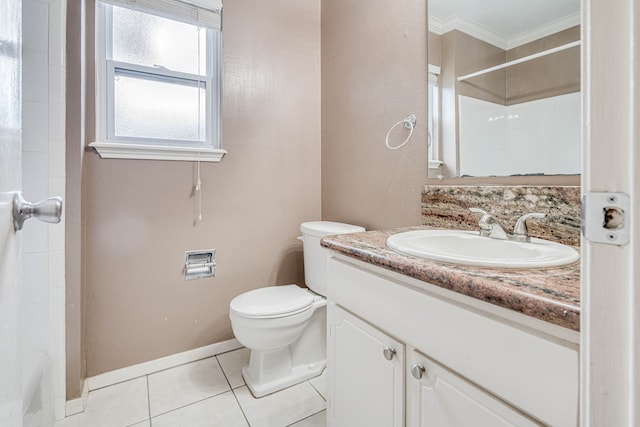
top-left (469, 208), bottom-right (546, 243)
top-left (469, 208), bottom-right (510, 240)
top-left (512, 212), bottom-right (546, 242)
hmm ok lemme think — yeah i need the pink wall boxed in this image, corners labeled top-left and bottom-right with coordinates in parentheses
top-left (321, 0), bottom-right (429, 230)
top-left (78, 0), bottom-right (321, 377)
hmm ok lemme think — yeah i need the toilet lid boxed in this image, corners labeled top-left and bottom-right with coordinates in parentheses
top-left (230, 285), bottom-right (315, 318)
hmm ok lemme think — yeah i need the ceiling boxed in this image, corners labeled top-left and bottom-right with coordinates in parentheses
top-left (429, 0), bottom-right (581, 49)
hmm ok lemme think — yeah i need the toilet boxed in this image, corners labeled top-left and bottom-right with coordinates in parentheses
top-left (229, 221), bottom-right (365, 397)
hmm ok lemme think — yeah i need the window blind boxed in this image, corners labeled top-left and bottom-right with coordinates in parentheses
top-left (99, 0), bottom-right (222, 29)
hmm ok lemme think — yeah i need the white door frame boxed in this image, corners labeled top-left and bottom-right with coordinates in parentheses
top-left (0, 0), bottom-right (23, 425)
top-left (581, 0), bottom-right (640, 424)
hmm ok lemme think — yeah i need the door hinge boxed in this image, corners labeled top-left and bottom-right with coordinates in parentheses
top-left (582, 192), bottom-right (630, 245)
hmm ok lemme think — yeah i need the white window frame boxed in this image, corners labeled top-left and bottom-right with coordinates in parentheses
top-left (90, 0), bottom-right (226, 162)
top-left (428, 64), bottom-right (443, 169)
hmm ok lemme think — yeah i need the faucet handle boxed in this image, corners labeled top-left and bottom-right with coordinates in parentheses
top-left (469, 208), bottom-right (492, 225)
top-left (469, 207), bottom-right (490, 216)
top-left (513, 213), bottom-right (546, 242)
top-left (469, 208), bottom-right (495, 237)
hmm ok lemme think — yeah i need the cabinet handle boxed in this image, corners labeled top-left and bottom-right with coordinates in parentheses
top-left (411, 364), bottom-right (426, 380)
top-left (382, 347), bottom-right (396, 360)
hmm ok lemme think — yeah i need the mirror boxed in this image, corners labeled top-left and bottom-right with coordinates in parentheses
top-left (428, 0), bottom-right (581, 177)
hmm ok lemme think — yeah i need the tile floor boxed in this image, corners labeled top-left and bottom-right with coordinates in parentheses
top-left (54, 348), bottom-right (327, 427)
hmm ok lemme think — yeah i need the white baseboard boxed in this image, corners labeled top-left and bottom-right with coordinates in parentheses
top-left (87, 338), bottom-right (242, 392)
top-left (65, 379), bottom-right (88, 417)
top-left (64, 339), bottom-right (242, 415)
top-left (65, 339), bottom-right (241, 416)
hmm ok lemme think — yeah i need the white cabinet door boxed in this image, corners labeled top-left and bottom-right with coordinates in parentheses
top-left (407, 349), bottom-right (541, 427)
top-left (327, 303), bottom-right (404, 427)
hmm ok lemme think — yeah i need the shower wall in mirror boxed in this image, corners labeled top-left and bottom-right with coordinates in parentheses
top-left (428, 0), bottom-right (581, 177)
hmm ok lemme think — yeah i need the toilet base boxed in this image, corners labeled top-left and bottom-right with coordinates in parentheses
top-left (241, 359), bottom-right (326, 398)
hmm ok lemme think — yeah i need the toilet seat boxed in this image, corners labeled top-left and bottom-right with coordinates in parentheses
top-left (230, 285), bottom-right (315, 319)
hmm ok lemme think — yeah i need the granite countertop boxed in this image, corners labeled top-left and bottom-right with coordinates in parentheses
top-left (321, 226), bottom-right (580, 331)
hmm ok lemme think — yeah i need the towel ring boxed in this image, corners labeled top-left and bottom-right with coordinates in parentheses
top-left (386, 114), bottom-right (417, 150)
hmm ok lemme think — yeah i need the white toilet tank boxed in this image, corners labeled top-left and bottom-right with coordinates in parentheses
top-left (300, 221), bottom-right (365, 296)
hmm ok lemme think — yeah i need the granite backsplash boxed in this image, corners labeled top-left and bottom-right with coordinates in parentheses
top-left (421, 186), bottom-right (581, 246)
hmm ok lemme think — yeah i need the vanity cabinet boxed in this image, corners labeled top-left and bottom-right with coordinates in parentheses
top-left (407, 349), bottom-right (539, 426)
top-left (328, 304), bottom-right (404, 427)
top-left (326, 255), bottom-right (579, 427)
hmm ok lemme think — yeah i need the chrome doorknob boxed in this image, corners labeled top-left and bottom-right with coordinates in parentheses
top-left (13, 192), bottom-right (62, 231)
top-left (411, 364), bottom-right (426, 380)
top-left (382, 347), bottom-right (396, 361)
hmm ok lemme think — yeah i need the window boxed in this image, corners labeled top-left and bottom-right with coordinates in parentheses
top-left (428, 64), bottom-right (443, 169)
top-left (91, 0), bottom-right (225, 162)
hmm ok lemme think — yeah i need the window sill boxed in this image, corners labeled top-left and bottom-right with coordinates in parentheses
top-left (89, 141), bottom-right (227, 162)
top-left (428, 160), bottom-right (444, 169)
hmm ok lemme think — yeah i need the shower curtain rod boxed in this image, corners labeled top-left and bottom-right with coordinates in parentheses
top-left (457, 40), bottom-right (581, 82)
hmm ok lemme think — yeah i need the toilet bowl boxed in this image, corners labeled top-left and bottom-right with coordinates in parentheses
top-left (229, 221), bottom-right (365, 397)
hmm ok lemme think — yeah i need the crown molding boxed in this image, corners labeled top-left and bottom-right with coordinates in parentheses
top-left (430, 14), bottom-right (508, 49)
top-left (506, 13), bottom-right (580, 49)
top-left (429, 12), bottom-right (581, 51)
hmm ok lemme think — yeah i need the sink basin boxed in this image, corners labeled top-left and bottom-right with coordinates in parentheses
top-left (386, 230), bottom-right (580, 268)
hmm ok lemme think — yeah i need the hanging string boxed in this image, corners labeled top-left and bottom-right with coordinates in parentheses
top-left (196, 160), bottom-right (202, 221)
top-left (194, 14), bottom-right (203, 222)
